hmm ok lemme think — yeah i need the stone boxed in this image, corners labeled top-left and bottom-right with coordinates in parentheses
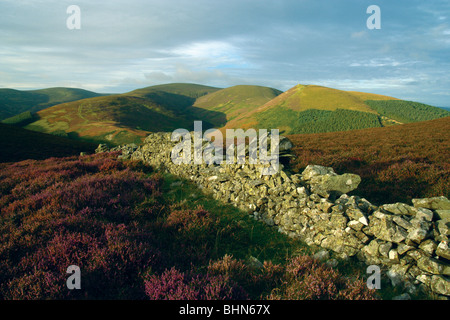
top-left (379, 242), bottom-right (393, 258)
top-left (412, 196), bottom-right (450, 210)
top-left (381, 203), bottom-right (417, 216)
top-left (416, 256), bottom-right (446, 274)
top-left (301, 165), bottom-right (335, 181)
top-left (435, 210), bottom-right (450, 222)
top-left (418, 239), bottom-right (437, 256)
top-left (95, 143), bottom-right (109, 154)
top-left (436, 241), bottom-right (450, 260)
top-left (313, 250), bottom-right (330, 261)
top-left (431, 275), bottom-right (450, 296)
top-left (389, 249), bottom-right (400, 263)
top-left (369, 214), bottom-right (408, 243)
top-left (309, 173), bottom-right (361, 198)
top-left (393, 216), bottom-right (412, 230)
top-left (416, 208), bottom-right (434, 222)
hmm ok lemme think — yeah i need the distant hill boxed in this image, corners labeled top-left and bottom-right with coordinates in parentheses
top-left (24, 84), bottom-right (224, 145)
top-left (222, 84), bottom-right (450, 135)
top-left (0, 123), bottom-right (96, 163)
top-left (192, 85), bottom-right (282, 127)
top-left (128, 83), bottom-right (221, 99)
top-left (15, 82), bottom-right (450, 145)
top-left (0, 87), bottom-right (104, 120)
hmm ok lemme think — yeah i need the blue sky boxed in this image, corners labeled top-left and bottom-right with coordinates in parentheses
top-left (1, 0), bottom-right (449, 106)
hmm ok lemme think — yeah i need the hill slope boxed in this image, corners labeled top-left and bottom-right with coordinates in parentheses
top-left (192, 85), bottom-right (283, 127)
top-left (224, 84), bottom-right (450, 135)
top-left (25, 84), bottom-right (224, 145)
top-left (0, 87), bottom-right (104, 120)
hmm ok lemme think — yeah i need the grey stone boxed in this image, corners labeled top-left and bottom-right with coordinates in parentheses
top-left (412, 196), bottom-right (450, 210)
top-left (381, 203), bottom-right (417, 216)
top-left (431, 275), bottom-right (450, 296)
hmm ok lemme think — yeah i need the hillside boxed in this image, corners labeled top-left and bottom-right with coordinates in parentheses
top-left (0, 123), bottom-right (96, 162)
top-left (223, 84), bottom-right (450, 134)
top-left (24, 84), bottom-right (223, 145)
top-left (287, 116), bottom-right (450, 205)
top-left (192, 85), bottom-right (282, 127)
top-left (0, 87), bottom-right (104, 120)
top-left (18, 82), bottom-right (450, 145)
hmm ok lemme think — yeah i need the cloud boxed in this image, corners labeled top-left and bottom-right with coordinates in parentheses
top-left (0, 0), bottom-right (449, 106)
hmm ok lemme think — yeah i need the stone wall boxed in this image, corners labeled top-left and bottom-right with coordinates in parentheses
top-left (100, 132), bottom-right (450, 298)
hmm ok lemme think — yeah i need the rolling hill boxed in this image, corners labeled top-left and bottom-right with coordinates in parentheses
top-left (0, 87), bottom-right (105, 120)
top-left (15, 82), bottom-right (450, 145)
top-left (222, 84), bottom-right (450, 134)
top-left (192, 85), bottom-right (283, 127)
top-left (24, 84), bottom-right (223, 145)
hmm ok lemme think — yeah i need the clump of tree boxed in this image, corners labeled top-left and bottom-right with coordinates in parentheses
top-left (365, 100), bottom-right (450, 124)
top-left (256, 107), bottom-right (382, 135)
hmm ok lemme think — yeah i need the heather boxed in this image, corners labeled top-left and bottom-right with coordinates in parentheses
top-left (288, 117), bottom-right (450, 205)
top-left (0, 153), bottom-right (377, 300)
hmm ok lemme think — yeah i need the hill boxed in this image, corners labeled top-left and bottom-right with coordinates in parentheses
top-left (0, 87), bottom-right (104, 120)
top-left (17, 82), bottom-right (450, 145)
top-left (0, 123), bottom-right (96, 163)
top-left (128, 82), bottom-right (221, 99)
top-left (287, 116), bottom-right (450, 205)
top-left (24, 84), bottom-right (224, 145)
top-left (223, 84), bottom-right (450, 134)
top-left (192, 85), bottom-right (283, 127)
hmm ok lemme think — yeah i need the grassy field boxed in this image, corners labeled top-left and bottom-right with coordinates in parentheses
top-left (287, 116), bottom-right (450, 205)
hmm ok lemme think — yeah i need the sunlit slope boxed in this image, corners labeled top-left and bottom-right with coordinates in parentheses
top-left (0, 87), bottom-right (104, 120)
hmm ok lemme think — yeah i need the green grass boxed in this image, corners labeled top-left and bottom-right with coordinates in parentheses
top-left (193, 85), bottom-right (282, 126)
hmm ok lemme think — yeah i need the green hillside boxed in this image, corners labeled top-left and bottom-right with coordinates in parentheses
top-left (24, 84), bottom-right (225, 145)
top-left (0, 123), bottom-right (96, 163)
top-left (11, 82), bottom-right (450, 145)
top-left (192, 85), bottom-right (283, 127)
top-left (0, 87), bottom-right (104, 120)
top-left (365, 100), bottom-right (450, 124)
top-left (223, 84), bottom-right (449, 134)
top-left (129, 83), bottom-right (221, 99)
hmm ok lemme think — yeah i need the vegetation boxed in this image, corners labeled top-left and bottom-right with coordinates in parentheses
top-left (365, 100), bottom-right (450, 124)
top-left (287, 116), bottom-right (450, 205)
top-left (1, 111), bottom-right (36, 126)
top-left (0, 152), bottom-right (377, 300)
top-left (193, 85), bottom-right (282, 126)
top-left (256, 107), bottom-right (383, 135)
top-left (0, 123), bottom-right (97, 163)
top-left (0, 87), bottom-right (104, 120)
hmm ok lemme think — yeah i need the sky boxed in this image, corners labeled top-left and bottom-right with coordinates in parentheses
top-left (1, 0), bottom-right (449, 106)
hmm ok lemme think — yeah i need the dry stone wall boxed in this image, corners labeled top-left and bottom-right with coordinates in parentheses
top-left (99, 132), bottom-right (450, 298)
